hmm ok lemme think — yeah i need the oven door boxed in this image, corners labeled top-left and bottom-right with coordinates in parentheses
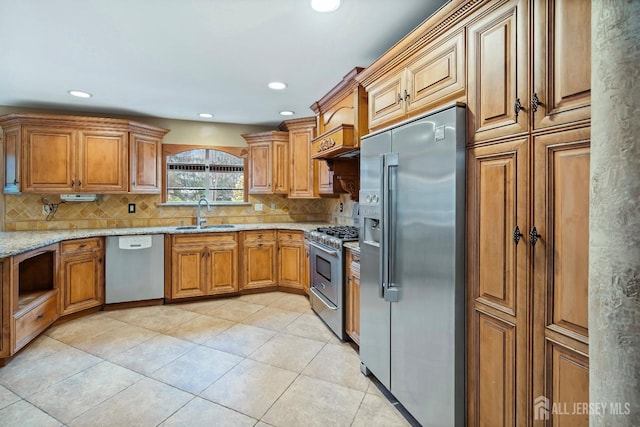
top-left (308, 241), bottom-right (341, 305)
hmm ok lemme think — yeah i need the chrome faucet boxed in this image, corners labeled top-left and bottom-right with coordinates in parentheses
top-left (197, 196), bottom-right (211, 229)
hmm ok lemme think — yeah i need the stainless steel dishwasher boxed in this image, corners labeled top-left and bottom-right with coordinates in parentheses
top-left (105, 235), bottom-right (164, 304)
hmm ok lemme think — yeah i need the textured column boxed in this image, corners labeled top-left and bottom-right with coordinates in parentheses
top-left (590, 0), bottom-right (640, 426)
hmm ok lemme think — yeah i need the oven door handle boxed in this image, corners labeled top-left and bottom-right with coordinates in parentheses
top-left (307, 240), bottom-right (340, 257)
top-left (310, 288), bottom-right (339, 311)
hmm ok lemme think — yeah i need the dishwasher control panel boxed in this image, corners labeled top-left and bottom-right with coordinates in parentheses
top-left (118, 235), bottom-right (153, 250)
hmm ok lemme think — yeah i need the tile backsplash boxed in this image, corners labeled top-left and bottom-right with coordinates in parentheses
top-left (4, 193), bottom-right (335, 231)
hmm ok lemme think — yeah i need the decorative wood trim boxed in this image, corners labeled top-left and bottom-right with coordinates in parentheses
top-left (357, 0), bottom-right (492, 88)
top-left (310, 67), bottom-right (365, 114)
top-left (278, 116), bottom-right (317, 132)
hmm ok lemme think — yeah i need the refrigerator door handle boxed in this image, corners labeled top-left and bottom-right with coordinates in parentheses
top-left (381, 152), bottom-right (398, 301)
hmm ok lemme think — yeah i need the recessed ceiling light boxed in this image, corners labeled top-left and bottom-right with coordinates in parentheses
top-left (310, 0), bottom-right (341, 12)
top-left (198, 113), bottom-right (214, 118)
top-left (68, 90), bottom-right (92, 98)
top-left (279, 110), bottom-right (295, 116)
top-left (268, 82), bottom-right (287, 90)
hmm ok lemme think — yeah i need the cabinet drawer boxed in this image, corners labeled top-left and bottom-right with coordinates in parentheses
top-left (60, 237), bottom-right (103, 254)
top-left (14, 291), bottom-right (58, 351)
top-left (277, 231), bottom-right (304, 242)
top-left (173, 233), bottom-right (237, 246)
top-left (242, 230), bottom-right (277, 242)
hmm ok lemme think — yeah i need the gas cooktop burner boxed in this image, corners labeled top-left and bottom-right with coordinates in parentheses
top-left (316, 226), bottom-right (359, 240)
top-left (305, 226), bottom-right (359, 250)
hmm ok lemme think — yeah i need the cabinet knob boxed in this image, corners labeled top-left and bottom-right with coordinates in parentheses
top-left (531, 93), bottom-right (541, 113)
top-left (13, 179), bottom-right (18, 185)
top-left (529, 226), bottom-right (542, 246)
top-left (78, 180), bottom-right (82, 187)
top-left (513, 226), bottom-right (524, 245)
top-left (71, 180), bottom-right (75, 187)
top-left (514, 98), bottom-right (524, 118)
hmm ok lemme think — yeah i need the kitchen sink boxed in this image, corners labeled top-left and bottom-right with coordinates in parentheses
top-left (174, 226), bottom-right (198, 230)
top-left (202, 224), bottom-right (235, 229)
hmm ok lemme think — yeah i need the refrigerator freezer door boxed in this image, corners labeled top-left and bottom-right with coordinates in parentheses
top-left (389, 106), bottom-right (466, 426)
top-left (359, 130), bottom-right (392, 390)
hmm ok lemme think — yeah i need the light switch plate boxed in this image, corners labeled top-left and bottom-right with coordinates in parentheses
top-left (255, 203), bottom-right (263, 211)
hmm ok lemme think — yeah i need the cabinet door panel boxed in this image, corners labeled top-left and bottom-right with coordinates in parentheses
top-left (405, 28), bottom-right (465, 114)
top-left (61, 254), bottom-right (103, 315)
top-left (242, 242), bottom-right (277, 290)
top-left (79, 131), bottom-right (128, 192)
top-left (272, 140), bottom-right (288, 194)
top-left (172, 246), bottom-right (206, 298)
top-left (3, 129), bottom-right (20, 193)
top-left (24, 128), bottom-right (75, 192)
top-left (289, 128), bottom-right (315, 198)
top-left (532, 127), bottom-right (590, 416)
top-left (248, 143), bottom-right (271, 194)
top-left (278, 243), bottom-right (303, 288)
top-left (533, 0), bottom-right (591, 129)
top-left (207, 245), bottom-right (238, 294)
top-left (467, 0), bottom-right (529, 143)
top-left (367, 70), bottom-right (404, 129)
top-left (548, 343), bottom-right (589, 426)
top-left (476, 312), bottom-right (515, 427)
top-left (467, 137), bottom-right (529, 427)
top-left (130, 132), bottom-right (161, 193)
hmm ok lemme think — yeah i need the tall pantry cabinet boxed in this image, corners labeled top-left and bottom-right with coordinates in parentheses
top-left (466, 0), bottom-right (591, 426)
top-left (357, 0), bottom-right (591, 424)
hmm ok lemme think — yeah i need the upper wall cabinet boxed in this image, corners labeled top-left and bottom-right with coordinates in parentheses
top-left (0, 113), bottom-right (169, 194)
top-left (532, 0), bottom-right (591, 130)
top-left (279, 117), bottom-right (318, 199)
top-left (365, 27), bottom-right (466, 130)
top-left (467, 0), bottom-right (530, 143)
top-left (242, 131), bottom-right (288, 195)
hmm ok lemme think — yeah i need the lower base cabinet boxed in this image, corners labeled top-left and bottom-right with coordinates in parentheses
top-left (170, 233), bottom-right (238, 299)
top-left (240, 231), bottom-right (277, 290)
top-left (277, 231), bottom-right (305, 290)
top-left (345, 247), bottom-right (360, 345)
top-left (59, 237), bottom-right (104, 315)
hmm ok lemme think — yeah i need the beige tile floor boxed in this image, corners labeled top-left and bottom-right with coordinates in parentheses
top-left (0, 291), bottom-right (412, 427)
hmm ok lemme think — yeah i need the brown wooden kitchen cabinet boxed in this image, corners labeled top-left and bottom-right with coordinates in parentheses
top-left (129, 129), bottom-right (163, 193)
top-left (59, 237), bottom-right (105, 316)
top-left (277, 231), bottom-right (304, 290)
top-left (367, 27), bottom-right (466, 131)
top-left (0, 258), bottom-right (10, 358)
top-left (279, 117), bottom-right (319, 199)
top-left (0, 113), bottom-right (169, 194)
top-left (242, 131), bottom-right (288, 195)
top-left (345, 247), bottom-right (360, 345)
top-left (531, 126), bottom-right (590, 425)
top-left (240, 230), bottom-right (277, 291)
top-left (532, 0), bottom-right (591, 130)
top-left (467, 136), bottom-right (530, 426)
top-left (170, 233), bottom-right (238, 300)
top-left (466, 0), bottom-right (530, 144)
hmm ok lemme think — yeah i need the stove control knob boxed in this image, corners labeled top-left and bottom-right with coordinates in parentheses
top-left (366, 194), bottom-right (372, 203)
top-left (373, 194), bottom-right (379, 203)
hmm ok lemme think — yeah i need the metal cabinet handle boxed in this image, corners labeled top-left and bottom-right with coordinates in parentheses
top-left (529, 226), bottom-right (542, 246)
top-left (78, 180), bottom-right (82, 187)
top-left (513, 226), bottom-right (524, 245)
top-left (310, 288), bottom-right (338, 311)
top-left (37, 313), bottom-right (45, 320)
top-left (397, 93), bottom-right (403, 104)
top-left (403, 89), bottom-right (410, 103)
top-left (514, 98), bottom-right (524, 118)
top-left (531, 93), bottom-right (541, 112)
top-left (71, 180), bottom-right (75, 187)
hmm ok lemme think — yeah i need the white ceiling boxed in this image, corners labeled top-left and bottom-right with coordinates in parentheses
top-left (0, 0), bottom-right (449, 127)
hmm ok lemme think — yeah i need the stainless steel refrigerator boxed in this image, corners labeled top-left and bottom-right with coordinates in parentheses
top-left (359, 104), bottom-right (465, 427)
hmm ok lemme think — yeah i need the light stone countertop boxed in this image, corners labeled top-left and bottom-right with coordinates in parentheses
top-left (0, 222), bottom-right (332, 258)
top-left (344, 241), bottom-right (360, 251)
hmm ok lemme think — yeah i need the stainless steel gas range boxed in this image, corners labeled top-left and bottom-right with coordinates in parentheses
top-left (305, 225), bottom-right (359, 340)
